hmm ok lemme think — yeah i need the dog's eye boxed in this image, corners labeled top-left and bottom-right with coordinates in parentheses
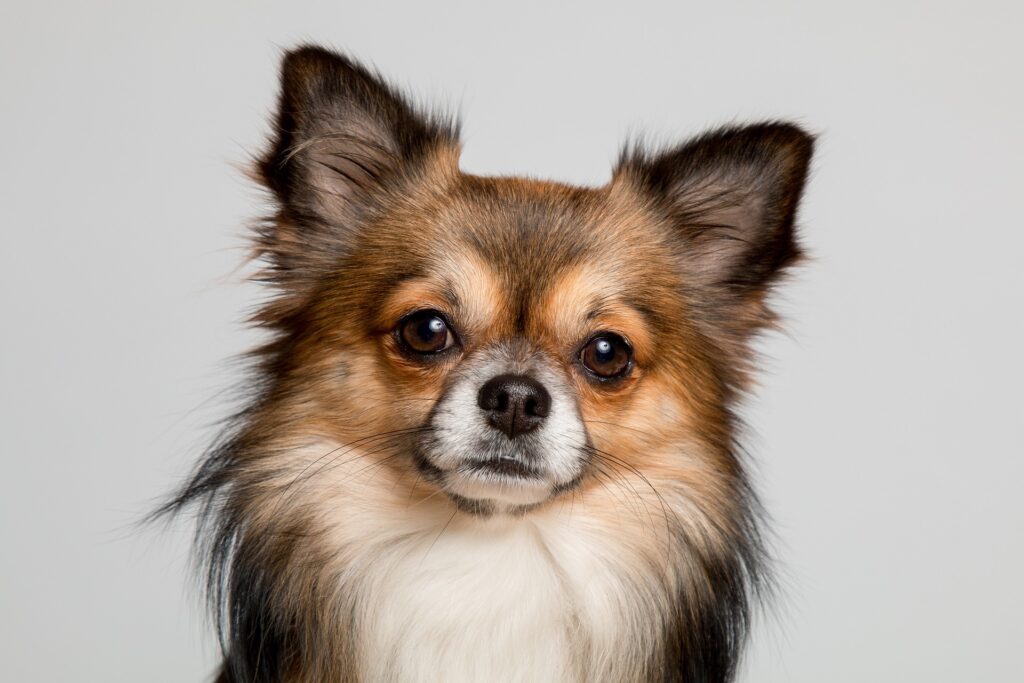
top-left (580, 333), bottom-right (633, 379)
top-left (397, 310), bottom-right (456, 354)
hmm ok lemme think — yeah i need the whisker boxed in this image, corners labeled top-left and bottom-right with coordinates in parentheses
top-left (296, 427), bottom-right (429, 488)
top-left (585, 459), bottom-right (641, 519)
top-left (407, 487), bottom-right (446, 510)
top-left (581, 418), bottom-right (661, 439)
top-left (405, 468), bottom-right (426, 508)
top-left (267, 427), bottom-right (429, 518)
top-left (418, 510), bottom-right (457, 569)
top-left (589, 453), bottom-right (658, 529)
top-left (581, 442), bottom-right (685, 565)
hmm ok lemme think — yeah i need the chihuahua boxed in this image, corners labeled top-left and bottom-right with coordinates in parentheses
top-left (164, 45), bottom-right (813, 683)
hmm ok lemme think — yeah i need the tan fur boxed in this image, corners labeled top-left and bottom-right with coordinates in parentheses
top-left (171, 46), bottom-right (812, 683)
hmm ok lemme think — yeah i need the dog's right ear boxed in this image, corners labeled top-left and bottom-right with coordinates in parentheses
top-left (256, 46), bottom-right (459, 284)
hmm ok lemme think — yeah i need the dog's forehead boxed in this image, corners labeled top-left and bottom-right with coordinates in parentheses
top-left (437, 184), bottom-right (609, 291)
top-left (393, 178), bottom-right (670, 336)
top-left (450, 179), bottom-right (602, 256)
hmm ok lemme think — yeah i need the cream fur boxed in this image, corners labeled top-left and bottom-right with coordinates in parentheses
top-left (283, 441), bottom-right (684, 683)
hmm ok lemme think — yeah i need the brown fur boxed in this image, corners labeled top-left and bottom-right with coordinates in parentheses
top-left (163, 45), bottom-right (813, 683)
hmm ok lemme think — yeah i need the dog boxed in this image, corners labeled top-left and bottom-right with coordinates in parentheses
top-left (162, 45), bottom-right (813, 682)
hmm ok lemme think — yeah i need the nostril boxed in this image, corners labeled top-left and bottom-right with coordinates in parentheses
top-left (526, 395), bottom-right (550, 418)
top-left (495, 392), bottom-right (509, 412)
top-left (524, 398), bottom-right (536, 416)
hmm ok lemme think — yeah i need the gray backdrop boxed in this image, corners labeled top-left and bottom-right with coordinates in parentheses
top-left (2, 1), bottom-right (1022, 681)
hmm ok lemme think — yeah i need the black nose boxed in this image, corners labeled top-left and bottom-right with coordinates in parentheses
top-left (477, 374), bottom-right (551, 438)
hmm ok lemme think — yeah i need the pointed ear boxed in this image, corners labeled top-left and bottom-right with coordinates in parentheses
top-left (616, 123), bottom-right (813, 386)
top-left (616, 123), bottom-right (813, 295)
top-left (256, 46), bottom-right (459, 281)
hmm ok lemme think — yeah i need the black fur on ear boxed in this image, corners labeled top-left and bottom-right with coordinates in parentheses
top-left (255, 45), bottom-right (459, 288)
top-left (616, 123), bottom-right (814, 388)
top-left (617, 122), bottom-right (812, 293)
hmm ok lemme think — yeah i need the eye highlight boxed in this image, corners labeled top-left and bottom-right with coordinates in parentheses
top-left (580, 333), bottom-right (633, 380)
top-left (397, 310), bottom-right (457, 355)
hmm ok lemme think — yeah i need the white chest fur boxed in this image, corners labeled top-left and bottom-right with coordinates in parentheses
top-left (356, 518), bottom-right (575, 682)
top-left (302, 444), bottom-right (675, 682)
top-left (338, 510), bottom-right (664, 683)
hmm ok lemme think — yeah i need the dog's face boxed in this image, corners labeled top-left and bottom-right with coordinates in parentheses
top-left (249, 47), bottom-right (811, 521)
top-left (301, 174), bottom-right (701, 515)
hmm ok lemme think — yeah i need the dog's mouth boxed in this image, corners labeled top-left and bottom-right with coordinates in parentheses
top-left (413, 442), bottom-right (560, 511)
top-left (411, 401), bottom-right (589, 513)
top-left (463, 457), bottom-right (543, 480)
top-left (441, 455), bottom-right (554, 507)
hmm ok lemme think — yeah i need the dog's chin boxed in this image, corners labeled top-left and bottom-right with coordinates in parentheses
top-left (441, 462), bottom-right (557, 509)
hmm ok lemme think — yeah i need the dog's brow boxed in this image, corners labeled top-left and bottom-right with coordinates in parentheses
top-left (584, 295), bottom-right (618, 321)
top-left (393, 275), bottom-right (460, 309)
top-left (439, 282), bottom-right (461, 310)
top-left (583, 298), bottom-right (654, 327)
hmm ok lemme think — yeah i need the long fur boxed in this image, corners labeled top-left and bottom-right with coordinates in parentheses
top-left (158, 45), bottom-right (813, 683)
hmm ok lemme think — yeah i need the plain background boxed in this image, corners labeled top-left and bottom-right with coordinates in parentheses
top-left (2, 1), bottom-right (1022, 681)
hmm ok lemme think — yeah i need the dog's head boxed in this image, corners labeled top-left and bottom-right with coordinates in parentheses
top-left (245, 47), bottom-right (811, 518)
top-left (165, 46), bottom-right (813, 683)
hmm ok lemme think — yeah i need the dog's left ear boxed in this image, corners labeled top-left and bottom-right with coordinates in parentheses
top-left (617, 123), bottom-right (813, 296)
top-left (616, 123), bottom-right (813, 385)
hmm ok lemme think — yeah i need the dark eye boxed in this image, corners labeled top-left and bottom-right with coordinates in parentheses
top-left (580, 333), bottom-right (633, 379)
top-left (398, 310), bottom-right (457, 354)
